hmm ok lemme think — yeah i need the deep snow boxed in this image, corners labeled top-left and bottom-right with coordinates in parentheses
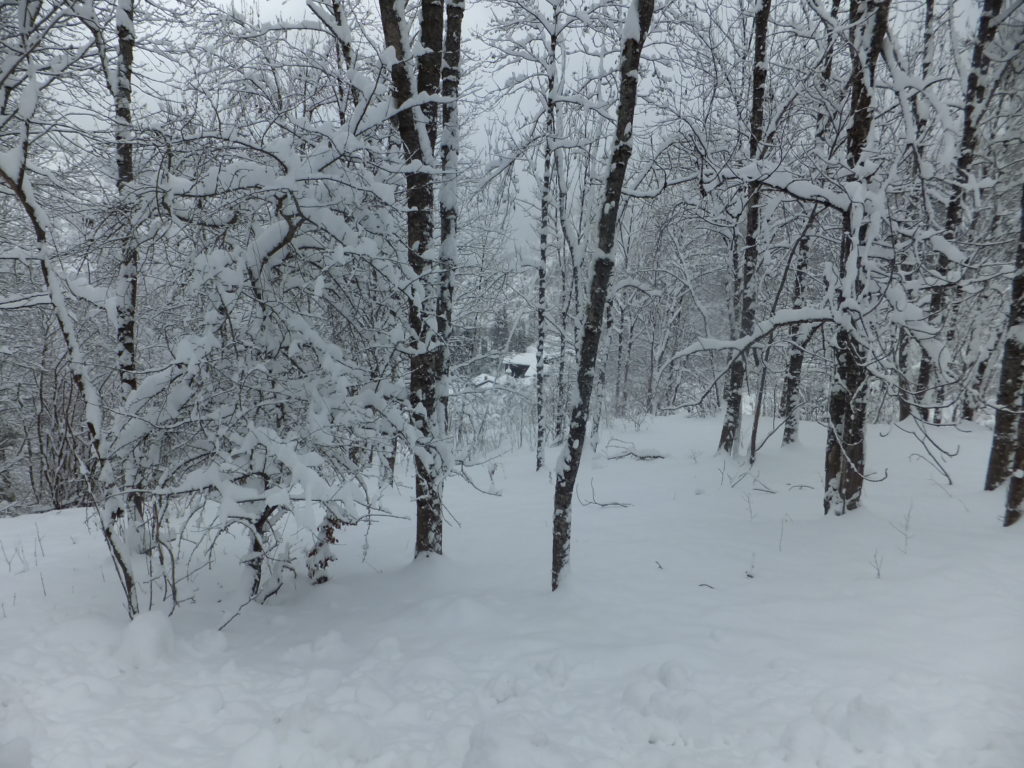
top-left (0, 417), bottom-right (1021, 767)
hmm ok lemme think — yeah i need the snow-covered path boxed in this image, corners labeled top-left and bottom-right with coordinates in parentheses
top-left (1, 418), bottom-right (1020, 767)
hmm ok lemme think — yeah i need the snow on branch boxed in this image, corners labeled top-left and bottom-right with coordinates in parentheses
top-left (0, 292), bottom-right (50, 310)
top-left (717, 162), bottom-right (850, 212)
top-left (673, 307), bottom-right (836, 360)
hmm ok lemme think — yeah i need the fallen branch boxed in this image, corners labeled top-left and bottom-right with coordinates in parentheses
top-left (576, 479), bottom-right (632, 509)
top-left (607, 449), bottom-right (666, 461)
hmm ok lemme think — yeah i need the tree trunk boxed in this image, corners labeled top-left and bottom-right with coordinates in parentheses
top-left (438, 0), bottom-right (464, 432)
top-left (0, 158), bottom-right (139, 614)
top-left (718, 0), bottom-right (771, 455)
top-left (590, 297), bottom-right (615, 450)
top-left (327, 0), bottom-right (357, 124)
top-left (552, 0), bottom-right (654, 591)
top-left (986, 183), bottom-right (1024, 494)
top-left (1005, 449), bottom-right (1024, 526)
top-left (555, 323), bottom-right (566, 438)
top-left (112, 1), bottom-right (148, 554)
top-left (896, 328), bottom-right (913, 421)
top-left (614, 306), bottom-right (628, 415)
top-left (537, 11), bottom-right (559, 470)
top-left (377, 0), bottom-right (451, 557)
top-left (783, 0), bottom-right (837, 444)
top-left (747, 352), bottom-right (769, 464)
top-left (962, 337), bottom-right (997, 423)
top-left (892, 0), bottom-right (933, 423)
top-left (114, 1), bottom-right (138, 402)
top-left (1, 2), bottom-right (139, 614)
top-left (824, 0), bottom-right (890, 516)
top-left (915, 0), bottom-right (1004, 417)
top-left (780, 246), bottom-right (808, 444)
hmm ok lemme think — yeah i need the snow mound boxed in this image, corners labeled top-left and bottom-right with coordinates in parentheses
top-left (118, 611), bottom-right (176, 669)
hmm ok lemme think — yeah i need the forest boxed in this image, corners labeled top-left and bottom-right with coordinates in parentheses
top-left (1, 0), bottom-right (1022, 764)
top-left (2, 0), bottom-right (1022, 608)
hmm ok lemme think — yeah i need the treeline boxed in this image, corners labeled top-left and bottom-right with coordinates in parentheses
top-left (0, 0), bottom-right (1021, 614)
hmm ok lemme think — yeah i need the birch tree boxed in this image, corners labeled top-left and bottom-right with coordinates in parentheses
top-left (0, 0), bottom-right (150, 613)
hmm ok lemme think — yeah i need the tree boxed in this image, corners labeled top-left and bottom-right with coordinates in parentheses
top-left (552, 0), bottom-right (655, 591)
top-left (717, 0), bottom-right (772, 456)
top-left (0, 0), bottom-right (145, 614)
top-left (376, 0), bottom-right (465, 557)
top-left (994, 183), bottom-right (1024, 525)
top-left (822, 0), bottom-right (891, 517)
top-left (779, 0), bottom-right (841, 445)
top-left (914, 0), bottom-right (1006, 421)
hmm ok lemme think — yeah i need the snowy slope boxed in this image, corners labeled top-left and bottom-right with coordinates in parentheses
top-left (0, 417), bottom-right (1021, 768)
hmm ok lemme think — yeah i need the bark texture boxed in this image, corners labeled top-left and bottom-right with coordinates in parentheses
top-left (537, 9), bottom-right (559, 471)
top-left (718, 0), bottom-right (771, 455)
top-left (552, 0), bottom-right (655, 591)
top-left (986, 183), bottom-right (1024, 505)
top-left (438, 0), bottom-right (464, 432)
top-left (780, 248), bottom-right (808, 444)
top-left (378, 0), bottom-right (460, 557)
top-left (823, 0), bottom-right (890, 516)
top-left (915, 0), bottom-right (1004, 417)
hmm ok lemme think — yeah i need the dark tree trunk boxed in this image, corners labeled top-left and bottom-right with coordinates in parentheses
top-left (718, 353), bottom-right (746, 454)
top-left (1005, 456), bottom-right (1024, 526)
top-left (537, 14), bottom-right (559, 470)
top-left (408, 198), bottom-right (443, 556)
top-left (555, 325), bottom-right (566, 438)
top-left (747, 352), bottom-right (769, 464)
top-left (824, 323), bottom-right (868, 515)
top-left (783, 0), bottom-right (838, 442)
top-left (418, 0), bottom-right (444, 149)
top-left (555, 233), bottom-right (572, 440)
top-left (986, 183), bottom-right (1024, 496)
top-left (614, 306), bottom-right (629, 415)
top-left (781, 247), bottom-right (808, 444)
top-left (536, 211), bottom-right (548, 467)
top-left (328, 0), bottom-right (356, 124)
top-left (839, 354), bottom-right (868, 510)
top-left (896, 328), bottom-right (913, 421)
top-left (246, 501), bottom-right (274, 599)
top-left (378, 0), bottom-right (453, 557)
top-left (307, 504), bottom-right (355, 584)
top-left (554, 161), bottom-right (579, 441)
top-left (823, 0), bottom-right (889, 516)
top-left (552, 0), bottom-right (655, 591)
top-left (915, 0), bottom-right (1004, 417)
top-left (719, 0), bottom-right (771, 455)
top-left (438, 0), bottom-right (464, 431)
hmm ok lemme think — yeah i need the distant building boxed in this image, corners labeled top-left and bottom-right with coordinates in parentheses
top-left (501, 344), bottom-right (560, 380)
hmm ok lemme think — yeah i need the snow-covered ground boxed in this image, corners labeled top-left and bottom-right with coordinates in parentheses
top-left (1, 417), bottom-right (1021, 767)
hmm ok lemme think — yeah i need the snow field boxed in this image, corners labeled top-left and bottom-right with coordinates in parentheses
top-left (0, 416), bottom-right (1021, 767)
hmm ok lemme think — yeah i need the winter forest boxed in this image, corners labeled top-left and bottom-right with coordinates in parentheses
top-left (0, 0), bottom-right (1022, 765)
